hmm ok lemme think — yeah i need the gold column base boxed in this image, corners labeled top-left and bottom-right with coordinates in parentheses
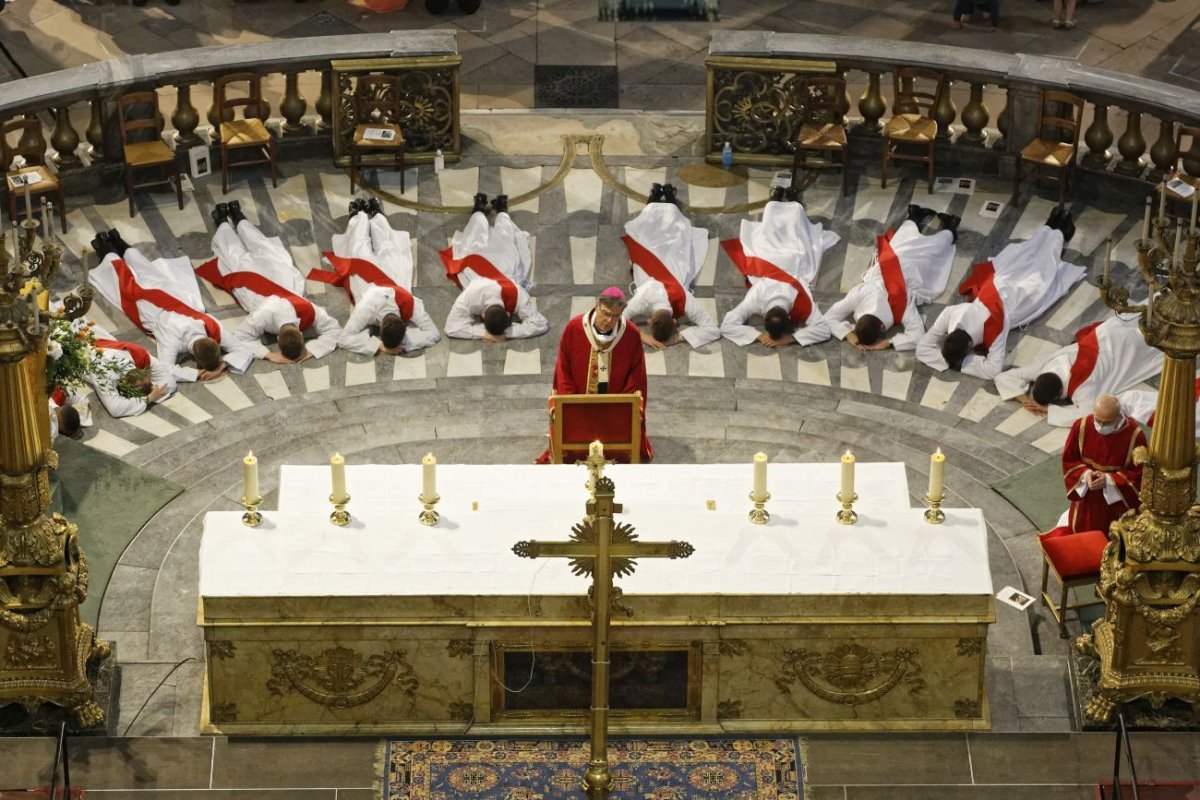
top-left (329, 493), bottom-right (351, 527)
top-left (836, 491), bottom-right (858, 525)
top-left (924, 492), bottom-right (946, 524)
top-left (419, 493), bottom-right (440, 526)
top-left (240, 495), bottom-right (263, 528)
top-left (583, 759), bottom-right (613, 799)
top-left (747, 491), bottom-right (770, 524)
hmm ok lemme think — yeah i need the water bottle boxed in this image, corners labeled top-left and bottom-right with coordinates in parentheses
top-left (434, 148), bottom-right (445, 173)
top-left (721, 141), bottom-right (733, 168)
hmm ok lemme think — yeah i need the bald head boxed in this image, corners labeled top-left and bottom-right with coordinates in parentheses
top-left (1094, 394), bottom-right (1121, 425)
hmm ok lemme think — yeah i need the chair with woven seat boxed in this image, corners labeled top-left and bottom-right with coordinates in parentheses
top-left (118, 92), bottom-right (183, 218)
top-left (791, 76), bottom-right (850, 196)
top-left (1011, 90), bottom-right (1085, 207)
top-left (2, 117), bottom-right (67, 231)
top-left (1039, 528), bottom-right (1108, 638)
top-left (213, 73), bottom-right (277, 195)
top-left (881, 68), bottom-right (946, 194)
top-left (349, 73), bottom-right (406, 194)
top-left (1162, 124), bottom-right (1200, 217)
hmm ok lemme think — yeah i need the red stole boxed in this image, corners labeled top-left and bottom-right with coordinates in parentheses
top-left (310, 253), bottom-right (415, 320)
top-left (438, 248), bottom-right (518, 313)
top-left (877, 230), bottom-right (909, 324)
top-left (94, 338), bottom-right (151, 369)
top-left (1067, 322), bottom-right (1101, 397)
top-left (958, 261), bottom-right (1005, 351)
top-left (196, 258), bottom-right (315, 331)
top-left (51, 387), bottom-right (67, 407)
top-left (110, 258), bottom-right (223, 343)
top-left (621, 235), bottom-right (687, 319)
top-left (720, 238), bottom-right (813, 324)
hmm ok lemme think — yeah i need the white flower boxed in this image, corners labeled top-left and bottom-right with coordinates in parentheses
top-left (47, 341), bottom-right (63, 360)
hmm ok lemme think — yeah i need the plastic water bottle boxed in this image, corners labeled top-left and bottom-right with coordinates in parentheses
top-left (434, 148), bottom-right (445, 173)
top-left (721, 141), bottom-right (733, 168)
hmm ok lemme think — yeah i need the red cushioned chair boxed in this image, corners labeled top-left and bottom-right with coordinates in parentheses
top-left (1039, 528), bottom-right (1109, 638)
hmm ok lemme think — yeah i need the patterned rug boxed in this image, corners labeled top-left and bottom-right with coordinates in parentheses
top-left (378, 737), bottom-right (805, 799)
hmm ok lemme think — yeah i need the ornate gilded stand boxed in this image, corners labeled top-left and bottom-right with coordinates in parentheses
top-left (0, 222), bottom-right (109, 727)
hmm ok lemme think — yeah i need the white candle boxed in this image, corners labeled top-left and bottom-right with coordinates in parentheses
top-left (243, 451), bottom-right (259, 501)
top-left (331, 452), bottom-right (347, 501)
top-left (1147, 291), bottom-right (1154, 326)
top-left (589, 440), bottom-right (604, 460)
top-left (1191, 192), bottom-right (1198, 234)
top-left (752, 452), bottom-right (768, 501)
top-left (23, 183), bottom-right (31, 220)
top-left (40, 197), bottom-right (48, 234)
top-left (422, 452), bottom-right (436, 499)
top-left (840, 449), bottom-right (855, 498)
top-left (1160, 180), bottom-right (1167, 223)
top-left (1175, 226), bottom-right (1183, 266)
top-left (929, 447), bottom-right (946, 500)
top-left (1103, 238), bottom-right (1112, 286)
top-left (1143, 196), bottom-right (1152, 241)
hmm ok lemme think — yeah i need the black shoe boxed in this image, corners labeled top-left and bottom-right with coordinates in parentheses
top-left (472, 193), bottom-right (489, 214)
top-left (491, 195), bottom-right (508, 214)
top-left (227, 200), bottom-right (246, 226)
top-left (661, 184), bottom-right (679, 206)
top-left (107, 229), bottom-right (131, 258)
top-left (1056, 210), bottom-right (1076, 244)
top-left (937, 212), bottom-right (961, 243)
top-left (366, 197), bottom-right (384, 218)
top-left (90, 231), bottom-right (112, 259)
top-left (349, 198), bottom-right (368, 216)
top-left (648, 183), bottom-right (665, 203)
top-left (211, 203), bottom-right (229, 227)
top-left (1046, 206), bottom-right (1064, 230)
top-left (784, 186), bottom-right (801, 203)
top-left (769, 186), bottom-right (786, 202)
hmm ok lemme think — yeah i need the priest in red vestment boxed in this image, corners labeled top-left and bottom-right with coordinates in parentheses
top-left (537, 287), bottom-right (651, 462)
top-left (1061, 394), bottom-right (1145, 534)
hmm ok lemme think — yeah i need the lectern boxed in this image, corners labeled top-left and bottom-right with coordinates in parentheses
top-left (549, 392), bottom-right (642, 464)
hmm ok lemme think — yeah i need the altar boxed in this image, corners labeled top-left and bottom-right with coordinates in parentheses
top-left (198, 463), bottom-right (994, 735)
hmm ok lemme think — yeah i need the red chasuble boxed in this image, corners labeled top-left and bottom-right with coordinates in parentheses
top-left (1061, 414), bottom-right (1145, 534)
top-left (536, 313), bottom-right (652, 463)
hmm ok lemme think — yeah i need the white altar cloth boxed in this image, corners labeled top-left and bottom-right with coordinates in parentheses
top-left (200, 464), bottom-right (991, 599)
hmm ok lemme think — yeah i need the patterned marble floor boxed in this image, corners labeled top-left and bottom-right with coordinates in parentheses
top-left (44, 112), bottom-right (1149, 736)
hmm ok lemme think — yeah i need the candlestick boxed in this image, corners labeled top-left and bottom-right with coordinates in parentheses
top-left (240, 495), bottom-right (263, 528)
top-left (748, 490), bottom-right (770, 524)
top-left (330, 452), bottom-right (347, 502)
top-left (23, 182), bottom-right (31, 220)
top-left (418, 492), bottom-right (441, 526)
top-left (928, 447), bottom-right (945, 500)
top-left (752, 451), bottom-right (768, 502)
top-left (840, 449), bottom-right (855, 499)
top-left (329, 492), bottom-right (351, 527)
top-left (836, 490), bottom-right (858, 525)
top-left (1147, 291), bottom-right (1154, 327)
top-left (923, 491), bottom-right (946, 524)
top-left (1142, 196), bottom-right (1152, 241)
top-left (1103, 238), bottom-right (1112, 287)
top-left (241, 450), bottom-right (262, 527)
top-left (422, 452), bottom-right (436, 499)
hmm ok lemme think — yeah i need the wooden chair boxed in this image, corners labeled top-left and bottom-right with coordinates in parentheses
top-left (1163, 124), bottom-right (1200, 215)
top-left (118, 92), bottom-right (183, 218)
top-left (349, 74), bottom-right (406, 194)
top-left (881, 68), bottom-right (945, 194)
top-left (1039, 528), bottom-right (1108, 638)
top-left (550, 392), bottom-right (642, 464)
top-left (791, 76), bottom-right (850, 196)
top-left (1012, 90), bottom-right (1085, 207)
top-left (213, 73), bottom-right (277, 195)
top-left (2, 118), bottom-right (67, 231)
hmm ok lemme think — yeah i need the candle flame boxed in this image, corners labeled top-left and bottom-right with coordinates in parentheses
top-left (844, 449), bottom-right (853, 458)
top-left (247, 450), bottom-right (254, 458)
top-left (936, 447), bottom-right (942, 456)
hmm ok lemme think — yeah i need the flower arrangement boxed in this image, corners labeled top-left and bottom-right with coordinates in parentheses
top-left (44, 318), bottom-right (129, 399)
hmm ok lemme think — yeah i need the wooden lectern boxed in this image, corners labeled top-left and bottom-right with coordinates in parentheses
top-left (549, 392), bottom-right (642, 464)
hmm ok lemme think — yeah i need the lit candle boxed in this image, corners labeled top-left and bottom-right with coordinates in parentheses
top-left (752, 451), bottom-right (768, 501)
top-left (331, 452), bottom-right (347, 501)
top-left (40, 197), bottom-right (48, 234)
top-left (1103, 238), bottom-right (1112, 286)
top-left (23, 182), bottom-right (31, 220)
top-left (1192, 192), bottom-right (1199, 234)
top-left (840, 449), bottom-right (855, 498)
top-left (1160, 179), bottom-right (1167, 224)
top-left (422, 452), bottom-right (437, 499)
top-left (243, 451), bottom-right (259, 501)
top-left (928, 447), bottom-right (946, 500)
top-left (1143, 195), bottom-right (1152, 241)
top-left (1174, 226), bottom-right (1183, 267)
top-left (589, 440), bottom-right (603, 460)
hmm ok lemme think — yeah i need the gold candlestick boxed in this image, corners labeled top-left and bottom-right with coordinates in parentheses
top-left (923, 491), bottom-right (945, 524)
top-left (241, 495), bottom-right (263, 528)
top-left (418, 492), bottom-right (440, 526)
top-left (836, 491), bottom-right (858, 525)
top-left (329, 493), bottom-right (351, 526)
top-left (747, 491), bottom-right (770, 524)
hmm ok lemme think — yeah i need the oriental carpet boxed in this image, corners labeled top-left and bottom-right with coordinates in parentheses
top-left (378, 737), bottom-right (805, 799)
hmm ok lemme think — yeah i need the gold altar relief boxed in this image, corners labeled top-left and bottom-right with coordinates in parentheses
top-left (267, 646), bottom-right (419, 709)
top-left (212, 701), bottom-right (239, 724)
top-left (956, 638), bottom-right (983, 657)
top-left (716, 699), bottom-right (743, 720)
top-left (447, 639), bottom-right (472, 658)
top-left (208, 640), bottom-right (236, 660)
top-left (953, 699), bottom-right (982, 719)
top-left (4, 634), bottom-right (56, 669)
top-left (774, 643), bottom-right (926, 707)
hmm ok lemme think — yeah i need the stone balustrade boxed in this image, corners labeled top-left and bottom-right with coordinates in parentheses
top-left (0, 31), bottom-right (461, 194)
top-left (707, 30), bottom-right (1200, 186)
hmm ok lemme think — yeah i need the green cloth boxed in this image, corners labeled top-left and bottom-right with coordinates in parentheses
top-left (50, 438), bottom-right (182, 628)
top-left (991, 454), bottom-right (1067, 532)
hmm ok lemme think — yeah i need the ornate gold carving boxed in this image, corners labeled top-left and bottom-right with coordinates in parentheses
top-left (448, 700), bottom-right (472, 721)
top-left (717, 699), bottom-right (743, 719)
top-left (4, 634), bottom-right (56, 669)
top-left (266, 646), bottom-right (419, 708)
top-left (718, 639), bottom-right (748, 657)
top-left (955, 638), bottom-right (983, 657)
top-left (447, 639), bottom-right (472, 658)
top-left (953, 698), bottom-right (982, 719)
top-left (775, 643), bottom-right (925, 706)
top-left (212, 701), bottom-right (239, 723)
top-left (209, 640), bottom-right (236, 660)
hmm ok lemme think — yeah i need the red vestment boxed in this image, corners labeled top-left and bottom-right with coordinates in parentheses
top-left (537, 313), bottom-right (651, 462)
top-left (1061, 414), bottom-right (1145, 534)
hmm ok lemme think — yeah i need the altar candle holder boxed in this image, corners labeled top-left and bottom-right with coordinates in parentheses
top-left (747, 491), bottom-right (770, 525)
top-left (418, 492), bottom-right (440, 526)
top-left (240, 495), bottom-right (263, 528)
top-left (329, 493), bottom-right (351, 527)
top-left (836, 491), bottom-right (858, 525)
top-left (923, 491), bottom-right (946, 524)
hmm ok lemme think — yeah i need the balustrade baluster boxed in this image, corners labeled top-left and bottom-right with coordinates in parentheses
top-left (993, 86), bottom-right (1009, 151)
top-left (959, 83), bottom-right (989, 146)
top-left (1148, 117), bottom-right (1177, 180)
top-left (838, 71), bottom-right (851, 126)
top-left (315, 69), bottom-right (333, 132)
top-left (934, 80), bottom-right (956, 142)
top-left (172, 83), bottom-right (201, 148)
top-left (50, 105), bottom-right (81, 167)
top-left (1116, 111), bottom-right (1147, 176)
top-left (17, 114), bottom-right (42, 152)
top-left (85, 97), bottom-right (104, 163)
top-left (857, 72), bottom-right (886, 134)
top-left (1081, 102), bottom-right (1113, 169)
top-left (280, 72), bottom-right (309, 135)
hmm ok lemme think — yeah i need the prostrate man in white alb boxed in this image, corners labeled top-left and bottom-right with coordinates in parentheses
top-left (82, 321), bottom-right (184, 419)
top-left (309, 197), bottom-right (440, 357)
top-left (994, 314), bottom-right (1162, 427)
top-left (441, 194), bottom-right (547, 342)
top-left (620, 196), bottom-right (719, 349)
top-left (1119, 378), bottom-right (1200, 437)
top-left (826, 205), bottom-right (958, 352)
top-left (916, 208), bottom-right (1086, 380)
top-left (88, 228), bottom-right (252, 379)
top-left (197, 202), bottom-right (341, 364)
top-left (720, 188), bottom-right (840, 348)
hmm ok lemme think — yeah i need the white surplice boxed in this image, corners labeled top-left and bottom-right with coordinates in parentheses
top-left (444, 278), bottom-right (548, 340)
top-left (449, 211), bottom-right (533, 289)
top-left (1118, 389), bottom-right (1199, 437)
top-left (720, 279), bottom-right (830, 347)
top-left (737, 200), bottom-right (841, 285)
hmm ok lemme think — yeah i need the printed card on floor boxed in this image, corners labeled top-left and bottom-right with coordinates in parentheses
top-left (956, 178), bottom-right (976, 195)
top-left (997, 585), bottom-right (1035, 610)
top-left (979, 200), bottom-right (1005, 219)
top-left (934, 177), bottom-right (955, 192)
top-left (770, 171), bottom-right (792, 189)
top-left (1166, 177), bottom-right (1195, 198)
